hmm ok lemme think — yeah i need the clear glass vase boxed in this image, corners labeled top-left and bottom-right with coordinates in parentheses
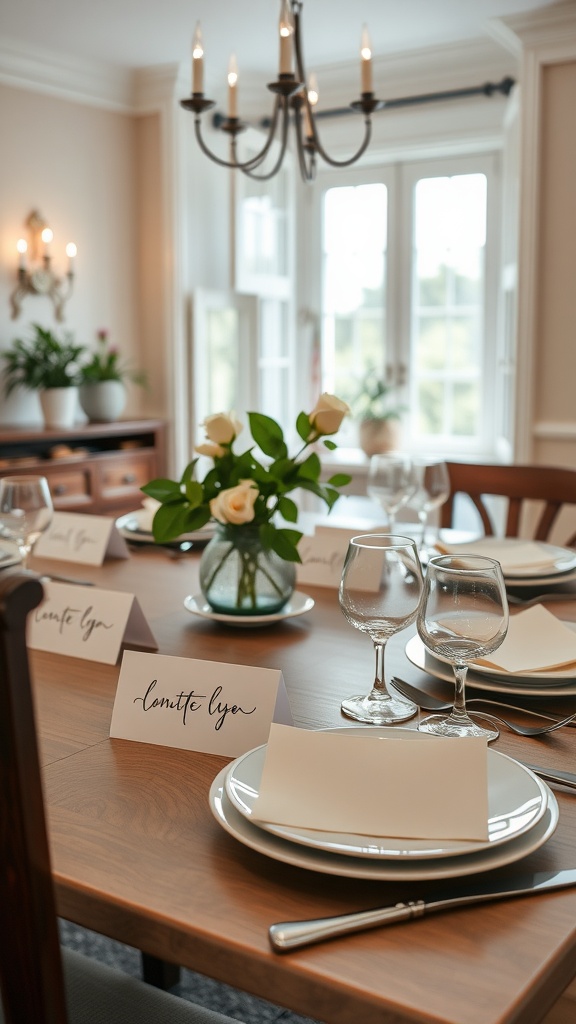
top-left (199, 524), bottom-right (296, 615)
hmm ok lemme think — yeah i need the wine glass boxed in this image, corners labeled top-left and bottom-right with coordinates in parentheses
top-left (339, 534), bottom-right (424, 724)
top-left (0, 476), bottom-right (53, 568)
top-left (417, 554), bottom-right (509, 741)
top-left (411, 457), bottom-right (450, 555)
top-left (367, 453), bottom-right (419, 533)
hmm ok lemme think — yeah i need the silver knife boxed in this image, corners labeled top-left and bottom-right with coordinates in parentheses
top-left (522, 763), bottom-right (576, 789)
top-left (268, 868), bottom-right (576, 952)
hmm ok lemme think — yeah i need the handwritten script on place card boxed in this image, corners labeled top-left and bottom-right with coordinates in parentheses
top-left (34, 511), bottom-right (129, 565)
top-left (110, 650), bottom-right (293, 757)
top-left (27, 581), bottom-right (157, 663)
top-left (296, 526), bottom-right (377, 589)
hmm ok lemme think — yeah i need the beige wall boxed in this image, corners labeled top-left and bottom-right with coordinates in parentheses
top-left (0, 84), bottom-right (145, 424)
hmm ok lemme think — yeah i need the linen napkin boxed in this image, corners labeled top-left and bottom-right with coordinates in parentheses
top-left (138, 498), bottom-right (161, 532)
top-left (252, 724), bottom-right (489, 841)
top-left (435, 537), bottom-right (558, 573)
top-left (476, 604), bottom-right (576, 674)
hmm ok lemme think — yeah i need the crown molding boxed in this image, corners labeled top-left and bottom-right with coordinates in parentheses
top-left (0, 37), bottom-right (135, 112)
top-left (488, 1), bottom-right (576, 57)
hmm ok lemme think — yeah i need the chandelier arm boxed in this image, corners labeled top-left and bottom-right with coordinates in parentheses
top-left (239, 97), bottom-right (292, 181)
top-left (310, 114), bottom-right (373, 168)
top-left (193, 95), bottom-right (284, 172)
top-left (292, 105), bottom-right (315, 183)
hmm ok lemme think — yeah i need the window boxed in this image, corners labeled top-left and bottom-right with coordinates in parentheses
top-left (313, 154), bottom-right (501, 457)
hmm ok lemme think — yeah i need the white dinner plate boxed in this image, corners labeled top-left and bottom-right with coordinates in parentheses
top-left (435, 538), bottom-right (576, 582)
top-left (210, 770), bottom-right (558, 881)
top-left (183, 590), bottom-right (314, 627)
top-left (0, 547), bottom-right (20, 569)
top-left (116, 510), bottom-right (214, 547)
top-left (224, 728), bottom-right (549, 860)
top-left (405, 634), bottom-right (576, 697)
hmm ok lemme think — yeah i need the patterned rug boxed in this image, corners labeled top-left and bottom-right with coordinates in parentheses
top-left (59, 920), bottom-right (318, 1024)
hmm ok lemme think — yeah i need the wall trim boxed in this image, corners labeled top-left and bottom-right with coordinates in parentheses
top-left (534, 422), bottom-right (576, 440)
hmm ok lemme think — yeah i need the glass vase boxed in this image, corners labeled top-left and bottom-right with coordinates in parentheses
top-left (199, 524), bottom-right (296, 616)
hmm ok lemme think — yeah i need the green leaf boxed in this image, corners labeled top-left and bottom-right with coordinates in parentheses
top-left (180, 459), bottom-right (198, 484)
top-left (152, 503), bottom-right (193, 542)
top-left (184, 479), bottom-right (204, 507)
top-left (296, 410), bottom-right (312, 442)
top-left (277, 495), bottom-right (298, 522)
top-left (326, 473), bottom-right (352, 487)
top-left (323, 439), bottom-right (337, 450)
top-left (141, 479), bottom-right (182, 502)
top-left (269, 527), bottom-right (303, 563)
top-left (296, 452), bottom-right (321, 482)
top-left (248, 412), bottom-right (288, 460)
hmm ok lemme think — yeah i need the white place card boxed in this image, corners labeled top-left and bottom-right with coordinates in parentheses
top-left (27, 581), bottom-right (157, 663)
top-left (110, 650), bottom-right (293, 757)
top-left (253, 724), bottom-right (489, 841)
top-left (296, 526), bottom-right (370, 589)
top-left (34, 511), bottom-right (130, 566)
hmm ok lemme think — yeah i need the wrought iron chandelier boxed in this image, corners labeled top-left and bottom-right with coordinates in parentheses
top-left (180, 0), bottom-right (383, 183)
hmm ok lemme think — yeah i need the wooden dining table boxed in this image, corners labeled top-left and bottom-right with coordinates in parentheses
top-left (27, 540), bottom-right (576, 1024)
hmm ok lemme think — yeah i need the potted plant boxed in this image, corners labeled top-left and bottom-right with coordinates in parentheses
top-left (352, 367), bottom-right (406, 456)
top-left (2, 323), bottom-right (85, 428)
top-left (78, 329), bottom-right (146, 422)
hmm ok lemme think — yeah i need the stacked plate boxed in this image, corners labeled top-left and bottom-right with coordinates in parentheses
top-left (436, 538), bottom-right (576, 589)
top-left (209, 727), bottom-right (558, 881)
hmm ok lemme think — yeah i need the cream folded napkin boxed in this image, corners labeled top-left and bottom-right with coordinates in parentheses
top-left (476, 604), bottom-right (576, 674)
top-left (435, 537), bottom-right (558, 573)
top-left (137, 498), bottom-right (161, 533)
top-left (253, 724), bottom-right (489, 841)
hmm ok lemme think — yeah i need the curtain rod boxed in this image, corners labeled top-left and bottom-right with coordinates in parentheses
top-left (212, 76), bottom-right (516, 130)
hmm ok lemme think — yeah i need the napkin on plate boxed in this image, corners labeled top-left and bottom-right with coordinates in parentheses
top-left (137, 498), bottom-right (161, 533)
top-left (435, 538), bottom-right (559, 573)
top-left (476, 604), bottom-right (576, 674)
top-left (252, 723), bottom-right (489, 841)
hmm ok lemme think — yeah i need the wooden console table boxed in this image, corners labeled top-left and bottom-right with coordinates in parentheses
top-left (0, 419), bottom-right (166, 515)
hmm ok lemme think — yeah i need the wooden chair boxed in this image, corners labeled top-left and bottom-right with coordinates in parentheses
top-left (440, 461), bottom-right (576, 543)
top-left (0, 571), bottom-right (239, 1024)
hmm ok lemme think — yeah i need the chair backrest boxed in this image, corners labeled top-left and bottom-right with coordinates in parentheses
top-left (0, 571), bottom-right (69, 1024)
top-left (440, 462), bottom-right (576, 542)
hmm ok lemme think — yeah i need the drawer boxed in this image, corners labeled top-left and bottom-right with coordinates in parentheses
top-left (46, 469), bottom-right (92, 507)
top-left (97, 453), bottom-right (155, 500)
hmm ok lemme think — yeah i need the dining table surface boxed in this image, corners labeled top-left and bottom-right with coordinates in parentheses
top-left (23, 524), bottom-right (576, 1024)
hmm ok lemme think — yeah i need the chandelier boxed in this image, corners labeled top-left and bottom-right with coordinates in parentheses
top-left (180, 0), bottom-right (383, 183)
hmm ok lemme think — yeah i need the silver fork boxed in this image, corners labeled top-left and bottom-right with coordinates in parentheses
top-left (390, 677), bottom-right (576, 737)
top-left (507, 592), bottom-right (576, 608)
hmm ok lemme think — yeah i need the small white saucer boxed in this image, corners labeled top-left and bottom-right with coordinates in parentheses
top-left (183, 590), bottom-right (314, 627)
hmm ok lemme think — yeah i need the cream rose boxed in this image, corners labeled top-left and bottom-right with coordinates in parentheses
top-left (195, 441), bottom-right (226, 458)
top-left (202, 412), bottom-right (243, 445)
top-left (210, 479), bottom-right (258, 525)
top-left (308, 393), bottom-right (350, 436)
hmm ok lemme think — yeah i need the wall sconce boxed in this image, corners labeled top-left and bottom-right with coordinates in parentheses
top-left (10, 210), bottom-right (77, 322)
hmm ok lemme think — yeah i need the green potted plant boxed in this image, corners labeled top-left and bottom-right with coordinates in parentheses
top-left (1, 323), bottom-right (85, 428)
top-left (78, 329), bottom-right (146, 422)
top-left (352, 367), bottom-right (406, 456)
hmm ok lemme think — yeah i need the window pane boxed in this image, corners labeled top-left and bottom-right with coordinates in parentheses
top-left (206, 309), bottom-right (238, 412)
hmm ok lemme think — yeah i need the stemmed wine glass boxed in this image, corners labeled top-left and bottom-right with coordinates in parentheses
top-left (417, 554), bottom-right (509, 741)
top-left (0, 476), bottom-right (53, 568)
top-left (367, 453), bottom-right (419, 533)
top-left (339, 534), bottom-right (424, 724)
top-left (411, 457), bottom-right (450, 554)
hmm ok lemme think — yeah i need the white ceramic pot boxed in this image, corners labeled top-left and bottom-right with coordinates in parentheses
top-left (79, 381), bottom-right (126, 423)
top-left (39, 387), bottom-right (79, 429)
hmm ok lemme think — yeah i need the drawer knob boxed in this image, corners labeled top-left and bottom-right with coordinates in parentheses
top-left (54, 484), bottom-right (67, 496)
top-left (122, 473), bottom-right (136, 484)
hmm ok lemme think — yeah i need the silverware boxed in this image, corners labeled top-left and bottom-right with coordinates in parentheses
top-left (390, 677), bottom-right (576, 736)
top-left (39, 573), bottom-right (95, 586)
top-left (522, 763), bottom-right (576, 789)
top-left (268, 869), bottom-right (576, 952)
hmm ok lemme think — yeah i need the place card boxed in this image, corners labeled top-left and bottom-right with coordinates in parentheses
top-left (253, 724), bottom-right (488, 841)
top-left (296, 525), bottom-right (383, 589)
top-left (27, 581), bottom-right (157, 663)
top-left (34, 511), bottom-right (130, 565)
top-left (110, 650), bottom-right (293, 757)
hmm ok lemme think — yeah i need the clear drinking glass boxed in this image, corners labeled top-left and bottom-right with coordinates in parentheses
top-left (411, 457), bottom-right (450, 554)
top-left (339, 534), bottom-right (424, 724)
top-left (417, 554), bottom-right (509, 741)
top-left (0, 475), bottom-right (53, 568)
top-left (367, 453), bottom-right (418, 533)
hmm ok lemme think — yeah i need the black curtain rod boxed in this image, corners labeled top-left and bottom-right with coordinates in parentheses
top-left (212, 76), bottom-right (516, 131)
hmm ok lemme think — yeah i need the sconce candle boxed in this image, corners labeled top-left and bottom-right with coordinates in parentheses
top-left (16, 239), bottom-right (27, 271)
top-left (227, 54), bottom-right (238, 117)
top-left (66, 242), bottom-right (77, 274)
top-left (192, 22), bottom-right (204, 93)
top-left (10, 210), bottom-right (76, 322)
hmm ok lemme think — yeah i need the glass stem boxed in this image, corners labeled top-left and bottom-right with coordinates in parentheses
top-left (372, 640), bottom-right (391, 697)
top-left (418, 510), bottom-right (428, 547)
top-left (451, 664), bottom-right (472, 722)
top-left (18, 543), bottom-right (30, 569)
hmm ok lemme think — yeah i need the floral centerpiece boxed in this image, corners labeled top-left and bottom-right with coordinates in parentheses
top-left (142, 394), bottom-right (351, 615)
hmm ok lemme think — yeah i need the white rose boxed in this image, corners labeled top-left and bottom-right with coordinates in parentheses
top-left (308, 393), bottom-right (350, 436)
top-left (195, 441), bottom-right (225, 458)
top-left (210, 479), bottom-right (258, 525)
top-left (202, 412), bottom-right (243, 445)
